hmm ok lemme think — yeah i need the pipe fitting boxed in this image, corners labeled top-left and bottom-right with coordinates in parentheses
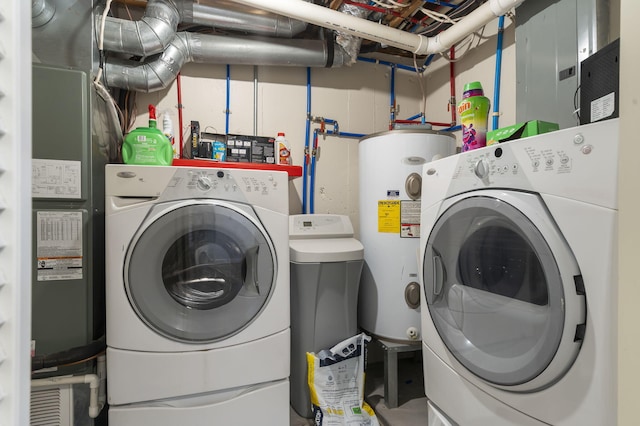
top-left (489, 0), bottom-right (526, 16)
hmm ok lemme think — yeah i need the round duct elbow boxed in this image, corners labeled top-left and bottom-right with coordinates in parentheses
top-left (32, 0), bottom-right (56, 28)
top-left (101, 0), bottom-right (181, 57)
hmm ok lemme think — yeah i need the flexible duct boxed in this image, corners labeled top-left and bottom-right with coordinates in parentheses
top-left (228, 0), bottom-right (526, 55)
top-left (104, 32), bottom-right (347, 92)
top-left (101, 0), bottom-right (309, 57)
top-left (336, 0), bottom-right (371, 65)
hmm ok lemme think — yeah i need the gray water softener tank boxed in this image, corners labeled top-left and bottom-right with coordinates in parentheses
top-left (289, 214), bottom-right (364, 419)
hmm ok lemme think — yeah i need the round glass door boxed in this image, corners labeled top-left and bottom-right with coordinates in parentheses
top-left (124, 201), bottom-right (275, 343)
top-left (423, 195), bottom-right (582, 387)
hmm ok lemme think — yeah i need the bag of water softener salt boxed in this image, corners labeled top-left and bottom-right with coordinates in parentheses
top-left (307, 333), bottom-right (379, 426)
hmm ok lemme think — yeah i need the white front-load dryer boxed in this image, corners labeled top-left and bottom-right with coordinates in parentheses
top-left (419, 119), bottom-right (619, 425)
top-left (105, 164), bottom-right (290, 425)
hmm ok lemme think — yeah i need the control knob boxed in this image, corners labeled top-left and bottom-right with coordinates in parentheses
top-left (196, 176), bottom-right (212, 191)
top-left (474, 159), bottom-right (490, 179)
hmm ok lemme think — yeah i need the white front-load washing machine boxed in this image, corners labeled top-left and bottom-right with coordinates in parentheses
top-left (105, 164), bottom-right (290, 425)
top-left (419, 119), bottom-right (619, 425)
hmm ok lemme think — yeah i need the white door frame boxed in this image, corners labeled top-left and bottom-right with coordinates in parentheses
top-left (0, 0), bottom-right (32, 424)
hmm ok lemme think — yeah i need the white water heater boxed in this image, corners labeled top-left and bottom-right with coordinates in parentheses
top-left (358, 129), bottom-right (456, 343)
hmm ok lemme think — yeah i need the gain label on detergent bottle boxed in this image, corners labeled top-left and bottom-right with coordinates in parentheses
top-left (122, 104), bottom-right (173, 166)
top-left (458, 81), bottom-right (490, 152)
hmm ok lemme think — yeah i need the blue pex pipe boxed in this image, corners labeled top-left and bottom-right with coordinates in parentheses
top-left (324, 130), bottom-right (366, 138)
top-left (357, 56), bottom-right (423, 73)
top-left (492, 15), bottom-right (505, 131)
top-left (302, 67), bottom-right (311, 214)
top-left (423, 54), bottom-right (436, 68)
top-left (225, 65), bottom-right (230, 134)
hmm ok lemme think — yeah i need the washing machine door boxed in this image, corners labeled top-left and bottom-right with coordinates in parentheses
top-left (124, 200), bottom-right (276, 343)
top-left (422, 190), bottom-right (586, 392)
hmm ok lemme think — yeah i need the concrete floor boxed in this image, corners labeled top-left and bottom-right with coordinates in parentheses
top-left (290, 351), bottom-right (428, 425)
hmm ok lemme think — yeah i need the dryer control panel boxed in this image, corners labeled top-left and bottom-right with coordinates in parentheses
top-left (422, 119), bottom-right (619, 210)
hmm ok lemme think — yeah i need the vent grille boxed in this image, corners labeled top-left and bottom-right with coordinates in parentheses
top-left (30, 386), bottom-right (73, 426)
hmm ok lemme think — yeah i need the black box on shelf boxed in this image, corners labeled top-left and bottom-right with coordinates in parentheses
top-left (251, 136), bottom-right (276, 164)
top-left (226, 134), bottom-right (252, 162)
top-left (580, 38), bottom-right (619, 125)
top-left (199, 132), bottom-right (227, 161)
top-left (190, 121), bottom-right (200, 158)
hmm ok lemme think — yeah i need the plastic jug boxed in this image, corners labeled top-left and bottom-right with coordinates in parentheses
top-left (458, 82), bottom-right (490, 152)
top-left (122, 104), bottom-right (173, 166)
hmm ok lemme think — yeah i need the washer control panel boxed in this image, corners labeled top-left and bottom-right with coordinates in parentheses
top-left (106, 164), bottom-right (289, 214)
top-left (179, 168), bottom-right (281, 198)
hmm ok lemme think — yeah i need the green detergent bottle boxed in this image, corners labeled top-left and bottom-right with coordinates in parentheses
top-left (122, 104), bottom-right (173, 165)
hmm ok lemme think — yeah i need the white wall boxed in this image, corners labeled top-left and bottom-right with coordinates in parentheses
top-left (424, 15), bottom-right (517, 143)
top-left (133, 16), bottom-right (515, 237)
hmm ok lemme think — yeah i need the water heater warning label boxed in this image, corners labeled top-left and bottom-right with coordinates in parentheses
top-left (378, 200), bottom-right (400, 233)
top-left (400, 200), bottom-right (421, 238)
top-left (36, 211), bottom-right (83, 281)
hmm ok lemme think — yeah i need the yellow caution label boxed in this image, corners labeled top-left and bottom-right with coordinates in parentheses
top-left (378, 200), bottom-right (400, 233)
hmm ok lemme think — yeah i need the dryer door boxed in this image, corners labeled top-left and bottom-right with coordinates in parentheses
top-left (422, 191), bottom-right (585, 391)
top-left (124, 200), bottom-right (276, 343)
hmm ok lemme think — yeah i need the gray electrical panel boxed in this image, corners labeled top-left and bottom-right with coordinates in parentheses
top-left (515, 0), bottom-right (579, 129)
top-left (515, 0), bottom-right (619, 129)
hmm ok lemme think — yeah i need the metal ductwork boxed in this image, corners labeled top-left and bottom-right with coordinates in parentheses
top-left (101, 0), bottom-right (310, 57)
top-left (95, 0), bottom-right (527, 93)
top-left (104, 32), bottom-right (347, 92)
top-left (32, 0), bottom-right (57, 28)
top-left (190, 0), bottom-right (308, 38)
top-left (101, 0), bottom-right (181, 56)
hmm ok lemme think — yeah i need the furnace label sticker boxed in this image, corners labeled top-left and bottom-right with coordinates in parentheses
top-left (32, 159), bottom-right (81, 199)
top-left (400, 200), bottom-right (421, 238)
top-left (378, 200), bottom-right (400, 233)
top-left (36, 210), bottom-right (83, 281)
